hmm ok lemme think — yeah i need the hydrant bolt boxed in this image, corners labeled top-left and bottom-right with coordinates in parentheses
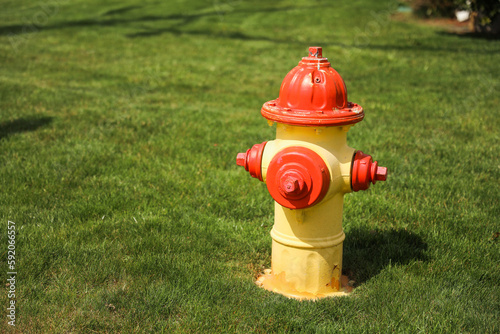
top-left (284, 178), bottom-right (299, 193)
top-left (309, 46), bottom-right (322, 58)
top-left (375, 166), bottom-right (388, 181)
top-left (279, 172), bottom-right (306, 198)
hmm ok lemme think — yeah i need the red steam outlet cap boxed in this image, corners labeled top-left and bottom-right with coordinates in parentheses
top-left (266, 147), bottom-right (330, 209)
top-left (236, 142), bottom-right (267, 181)
top-left (351, 151), bottom-right (387, 192)
top-left (261, 46), bottom-right (364, 127)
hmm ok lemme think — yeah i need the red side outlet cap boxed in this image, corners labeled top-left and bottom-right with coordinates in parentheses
top-left (266, 147), bottom-right (330, 209)
top-left (351, 151), bottom-right (387, 192)
top-left (236, 142), bottom-right (267, 181)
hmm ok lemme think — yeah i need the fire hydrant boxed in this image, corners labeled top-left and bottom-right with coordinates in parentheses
top-left (236, 47), bottom-right (387, 299)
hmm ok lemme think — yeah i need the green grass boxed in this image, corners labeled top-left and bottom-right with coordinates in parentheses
top-left (0, 0), bottom-right (499, 332)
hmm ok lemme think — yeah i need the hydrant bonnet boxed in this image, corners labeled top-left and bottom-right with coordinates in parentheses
top-left (261, 47), bottom-right (364, 126)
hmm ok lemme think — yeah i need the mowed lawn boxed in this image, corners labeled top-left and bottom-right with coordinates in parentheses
top-left (0, 0), bottom-right (499, 332)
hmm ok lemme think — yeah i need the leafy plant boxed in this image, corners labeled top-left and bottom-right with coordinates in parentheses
top-left (408, 0), bottom-right (459, 18)
top-left (408, 0), bottom-right (500, 33)
top-left (469, 0), bottom-right (500, 29)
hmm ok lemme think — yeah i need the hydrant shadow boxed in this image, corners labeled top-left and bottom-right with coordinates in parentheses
top-left (0, 116), bottom-right (53, 140)
top-left (342, 228), bottom-right (428, 286)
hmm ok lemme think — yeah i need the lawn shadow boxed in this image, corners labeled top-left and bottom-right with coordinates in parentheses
top-left (126, 27), bottom-right (278, 42)
top-left (102, 5), bottom-right (142, 16)
top-left (0, 116), bottom-right (53, 140)
top-left (123, 5), bottom-right (330, 44)
top-left (342, 228), bottom-right (427, 286)
top-left (0, 4), bottom-right (329, 46)
top-left (355, 41), bottom-right (499, 55)
top-left (437, 30), bottom-right (500, 40)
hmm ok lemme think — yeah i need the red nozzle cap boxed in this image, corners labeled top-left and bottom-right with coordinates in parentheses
top-left (351, 151), bottom-right (387, 192)
top-left (266, 147), bottom-right (330, 209)
top-left (236, 142), bottom-right (267, 181)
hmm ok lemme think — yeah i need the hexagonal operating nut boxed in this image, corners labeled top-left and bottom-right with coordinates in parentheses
top-left (236, 152), bottom-right (247, 169)
top-left (308, 46), bottom-right (322, 58)
top-left (375, 166), bottom-right (387, 181)
top-left (281, 175), bottom-right (304, 196)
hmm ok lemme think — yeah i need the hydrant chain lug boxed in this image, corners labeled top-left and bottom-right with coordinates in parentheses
top-left (236, 47), bottom-right (388, 300)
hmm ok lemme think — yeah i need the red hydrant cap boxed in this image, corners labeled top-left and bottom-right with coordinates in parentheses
top-left (236, 142), bottom-right (267, 181)
top-left (266, 146), bottom-right (330, 209)
top-left (261, 47), bottom-right (364, 127)
top-left (351, 151), bottom-right (388, 192)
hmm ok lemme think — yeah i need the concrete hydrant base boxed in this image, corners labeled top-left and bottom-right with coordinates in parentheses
top-left (255, 269), bottom-right (353, 300)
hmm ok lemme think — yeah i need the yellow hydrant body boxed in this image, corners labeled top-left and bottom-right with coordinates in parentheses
top-left (236, 47), bottom-right (387, 300)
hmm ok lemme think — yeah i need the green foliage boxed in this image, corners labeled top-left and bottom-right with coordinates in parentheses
top-left (408, 0), bottom-right (500, 31)
top-left (0, 0), bottom-right (499, 332)
top-left (408, 0), bottom-right (459, 17)
top-left (470, 0), bottom-right (500, 26)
